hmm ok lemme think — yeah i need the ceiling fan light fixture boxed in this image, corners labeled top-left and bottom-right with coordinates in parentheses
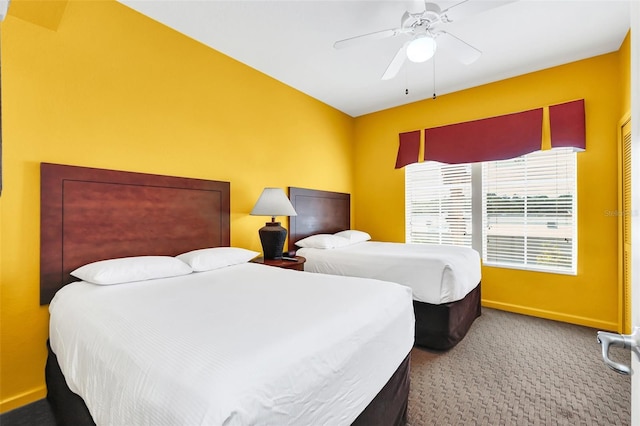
top-left (406, 35), bottom-right (436, 63)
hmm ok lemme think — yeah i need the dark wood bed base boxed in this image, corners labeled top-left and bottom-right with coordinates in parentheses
top-left (287, 186), bottom-right (481, 351)
top-left (40, 164), bottom-right (409, 425)
top-left (414, 284), bottom-right (482, 350)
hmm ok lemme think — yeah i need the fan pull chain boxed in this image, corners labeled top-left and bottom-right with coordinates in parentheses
top-left (432, 55), bottom-right (437, 100)
top-left (405, 62), bottom-right (409, 95)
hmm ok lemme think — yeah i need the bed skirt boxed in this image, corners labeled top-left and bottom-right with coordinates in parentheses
top-left (414, 282), bottom-right (482, 351)
top-left (45, 341), bottom-right (410, 426)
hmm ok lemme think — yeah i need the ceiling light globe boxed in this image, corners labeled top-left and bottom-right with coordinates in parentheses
top-left (406, 35), bottom-right (437, 63)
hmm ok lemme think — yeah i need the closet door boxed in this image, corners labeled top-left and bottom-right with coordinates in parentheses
top-left (621, 119), bottom-right (632, 333)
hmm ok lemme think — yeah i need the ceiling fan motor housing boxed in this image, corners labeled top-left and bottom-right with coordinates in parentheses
top-left (423, 3), bottom-right (442, 25)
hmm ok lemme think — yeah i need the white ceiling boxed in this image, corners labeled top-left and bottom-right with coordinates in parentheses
top-left (118, 0), bottom-right (631, 117)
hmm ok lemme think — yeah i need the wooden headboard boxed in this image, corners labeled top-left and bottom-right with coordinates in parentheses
top-left (40, 163), bottom-right (230, 304)
top-left (287, 187), bottom-right (350, 252)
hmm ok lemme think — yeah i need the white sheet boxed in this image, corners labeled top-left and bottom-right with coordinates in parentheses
top-left (49, 263), bottom-right (414, 426)
top-left (297, 241), bottom-right (481, 304)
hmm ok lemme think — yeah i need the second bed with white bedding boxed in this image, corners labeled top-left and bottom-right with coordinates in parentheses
top-left (297, 241), bottom-right (481, 304)
top-left (49, 262), bottom-right (415, 426)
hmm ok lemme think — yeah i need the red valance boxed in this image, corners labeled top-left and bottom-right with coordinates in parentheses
top-left (423, 108), bottom-right (543, 164)
top-left (398, 99), bottom-right (585, 168)
top-left (395, 130), bottom-right (421, 169)
top-left (549, 99), bottom-right (585, 150)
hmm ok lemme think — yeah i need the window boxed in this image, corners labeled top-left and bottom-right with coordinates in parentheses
top-left (405, 148), bottom-right (577, 274)
top-left (482, 148), bottom-right (577, 274)
top-left (405, 162), bottom-right (472, 247)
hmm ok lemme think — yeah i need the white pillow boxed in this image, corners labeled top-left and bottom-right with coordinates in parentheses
top-left (71, 256), bottom-right (193, 285)
top-left (334, 230), bottom-right (371, 243)
top-left (176, 247), bottom-right (259, 272)
top-left (295, 234), bottom-right (351, 249)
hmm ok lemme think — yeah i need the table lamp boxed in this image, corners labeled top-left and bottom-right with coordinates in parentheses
top-left (250, 188), bottom-right (297, 259)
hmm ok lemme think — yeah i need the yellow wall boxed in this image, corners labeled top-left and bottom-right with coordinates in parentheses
top-left (353, 51), bottom-right (626, 331)
top-left (0, 0), bottom-right (354, 412)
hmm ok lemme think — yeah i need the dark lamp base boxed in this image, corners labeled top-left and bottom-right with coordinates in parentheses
top-left (258, 222), bottom-right (287, 260)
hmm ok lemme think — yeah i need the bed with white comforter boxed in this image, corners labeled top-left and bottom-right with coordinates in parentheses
top-left (297, 241), bottom-right (481, 304)
top-left (49, 262), bottom-right (414, 425)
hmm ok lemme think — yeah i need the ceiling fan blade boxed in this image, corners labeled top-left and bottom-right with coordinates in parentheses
top-left (381, 42), bottom-right (409, 80)
top-left (440, 0), bottom-right (517, 22)
top-left (436, 31), bottom-right (481, 65)
top-left (405, 0), bottom-right (426, 15)
top-left (333, 29), bottom-right (398, 49)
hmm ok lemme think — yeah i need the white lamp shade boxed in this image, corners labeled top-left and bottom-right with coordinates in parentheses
top-left (250, 188), bottom-right (297, 218)
top-left (406, 35), bottom-right (437, 63)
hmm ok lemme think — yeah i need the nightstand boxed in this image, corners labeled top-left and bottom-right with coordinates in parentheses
top-left (251, 256), bottom-right (306, 271)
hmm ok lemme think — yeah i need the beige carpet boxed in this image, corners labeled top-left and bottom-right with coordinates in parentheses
top-left (407, 308), bottom-right (631, 425)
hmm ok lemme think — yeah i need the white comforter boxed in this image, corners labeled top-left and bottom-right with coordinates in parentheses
top-left (297, 241), bottom-right (481, 304)
top-left (49, 263), bottom-right (414, 426)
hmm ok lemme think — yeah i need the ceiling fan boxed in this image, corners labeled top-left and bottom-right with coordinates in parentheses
top-left (333, 0), bottom-right (515, 81)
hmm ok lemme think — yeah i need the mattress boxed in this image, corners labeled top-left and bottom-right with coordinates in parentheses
top-left (297, 241), bottom-right (481, 304)
top-left (49, 263), bottom-right (414, 425)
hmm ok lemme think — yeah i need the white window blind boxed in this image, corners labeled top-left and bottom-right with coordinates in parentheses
top-left (405, 162), bottom-right (472, 247)
top-left (482, 148), bottom-right (577, 274)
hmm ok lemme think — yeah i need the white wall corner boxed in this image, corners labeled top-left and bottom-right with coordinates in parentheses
top-left (0, 0), bottom-right (10, 21)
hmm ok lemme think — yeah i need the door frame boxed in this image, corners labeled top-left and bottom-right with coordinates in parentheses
top-left (629, 1), bottom-right (639, 424)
